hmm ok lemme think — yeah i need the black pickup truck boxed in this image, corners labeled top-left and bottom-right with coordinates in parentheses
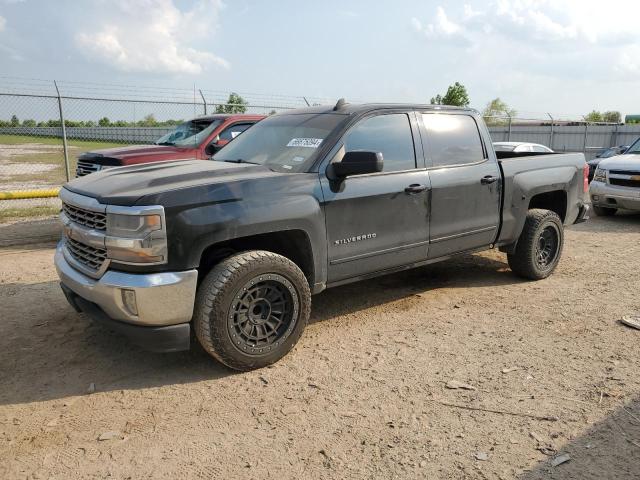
top-left (56, 102), bottom-right (589, 370)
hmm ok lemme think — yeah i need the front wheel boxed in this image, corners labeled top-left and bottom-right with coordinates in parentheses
top-left (194, 251), bottom-right (311, 371)
top-left (507, 209), bottom-right (564, 280)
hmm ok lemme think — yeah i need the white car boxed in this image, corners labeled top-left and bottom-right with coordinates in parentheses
top-left (589, 140), bottom-right (640, 216)
top-left (493, 142), bottom-right (554, 153)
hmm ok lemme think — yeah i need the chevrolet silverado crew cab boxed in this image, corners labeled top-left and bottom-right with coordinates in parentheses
top-left (75, 114), bottom-right (264, 176)
top-left (56, 101), bottom-right (589, 371)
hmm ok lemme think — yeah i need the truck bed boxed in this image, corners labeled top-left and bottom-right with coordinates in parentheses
top-left (497, 152), bottom-right (587, 246)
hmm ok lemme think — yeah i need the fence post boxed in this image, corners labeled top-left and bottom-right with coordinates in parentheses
top-left (547, 113), bottom-right (554, 150)
top-left (507, 114), bottom-right (512, 141)
top-left (54, 80), bottom-right (71, 182)
top-left (613, 122), bottom-right (619, 147)
top-left (583, 122), bottom-right (589, 157)
top-left (199, 89), bottom-right (207, 115)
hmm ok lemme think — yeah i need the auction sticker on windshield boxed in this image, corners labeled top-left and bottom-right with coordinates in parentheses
top-left (286, 138), bottom-right (323, 148)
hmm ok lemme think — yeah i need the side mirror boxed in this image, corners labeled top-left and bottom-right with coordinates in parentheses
top-left (205, 138), bottom-right (230, 156)
top-left (332, 151), bottom-right (383, 178)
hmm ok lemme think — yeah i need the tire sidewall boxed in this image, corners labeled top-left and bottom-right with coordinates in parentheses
top-left (196, 253), bottom-right (310, 370)
top-left (530, 213), bottom-right (564, 277)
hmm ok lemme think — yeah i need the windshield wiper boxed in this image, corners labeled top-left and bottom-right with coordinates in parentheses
top-left (155, 141), bottom-right (176, 146)
top-left (222, 159), bottom-right (259, 165)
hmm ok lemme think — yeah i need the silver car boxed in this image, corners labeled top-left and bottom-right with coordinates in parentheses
top-left (493, 142), bottom-right (554, 153)
top-left (589, 139), bottom-right (640, 216)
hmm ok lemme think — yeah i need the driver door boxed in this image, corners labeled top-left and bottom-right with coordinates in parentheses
top-left (319, 112), bottom-right (430, 283)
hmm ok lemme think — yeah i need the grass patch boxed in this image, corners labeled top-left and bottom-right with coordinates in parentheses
top-left (0, 135), bottom-right (133, 186)
top-left (0, 134), bottom-right (127, 151)
top-left (0, 205), bottom-right (60, 223)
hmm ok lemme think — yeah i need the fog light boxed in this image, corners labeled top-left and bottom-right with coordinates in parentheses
top-left (121, 289), bottom-right (138, 316)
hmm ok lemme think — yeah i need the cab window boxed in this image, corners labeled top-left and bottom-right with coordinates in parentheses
top-left (344, 114), bottom-right (416, 172)
top-left (422, 114), bottom-right (485, 167)
top-left (219, 123), bottom-right (254, 141)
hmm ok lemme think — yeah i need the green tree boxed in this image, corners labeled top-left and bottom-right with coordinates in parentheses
top-left (585, 110), bottom-right (603, 123)
top-left (430, 82), bottom-right (470, 107)
top-left (98, 117), bottom-right (111, 127)
top-left (482, 98), bottom-right (517, 126)
top-left (138, 114), bottom-right (158, 127)
top-left (10, 114), bottom-right (19, 127)
top-left (602, 111), bottom-right (621, 124)
top-left (215, 92), bottom-right (248, 114)
top-left (22, 119), bottom-right (36, 127)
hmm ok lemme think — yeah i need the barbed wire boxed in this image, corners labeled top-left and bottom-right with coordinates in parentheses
top-left (0, 75), bottom-right (612, 121)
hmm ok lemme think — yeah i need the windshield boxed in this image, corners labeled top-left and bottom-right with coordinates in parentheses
top-left (625, 139), bottom-right (640, 155)
top-left (155, 119), bottom-right (222, 147)
top-left (213, 113), bottom-right (345, 172)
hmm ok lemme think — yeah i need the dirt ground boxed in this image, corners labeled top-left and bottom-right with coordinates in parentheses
top-left (1, 214), bottom-right (639, 479)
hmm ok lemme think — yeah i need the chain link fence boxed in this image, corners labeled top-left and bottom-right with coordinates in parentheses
top-left (1, 78), bottom-right (640, 232)
top-left (0, 80), bottom-right (329, 227)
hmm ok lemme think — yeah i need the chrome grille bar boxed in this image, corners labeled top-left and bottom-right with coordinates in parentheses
top-left (62, 202), bottom-right (107, 230)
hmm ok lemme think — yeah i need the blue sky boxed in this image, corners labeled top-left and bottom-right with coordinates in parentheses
top-left (1, 0), bottom-right (639, 117)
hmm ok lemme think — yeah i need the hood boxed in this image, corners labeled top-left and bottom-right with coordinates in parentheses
top-left (64, 160), bottom-right (280, 205)
top-left (597, 153), bottom-right (640, 171)
top-left (78, 144), bottom-right (199, 166)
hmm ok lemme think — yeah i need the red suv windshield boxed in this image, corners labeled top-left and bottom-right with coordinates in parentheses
top-left (155, 119), bottom-right (222, 147)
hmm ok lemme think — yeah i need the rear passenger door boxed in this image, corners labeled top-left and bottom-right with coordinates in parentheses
top-left (320, 112), bottom-right (430, 283)
top-left (420, 113), bottom-right (501, 259)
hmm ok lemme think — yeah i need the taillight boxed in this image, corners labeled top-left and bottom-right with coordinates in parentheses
top-left (583, 164), bottom-right (589, 192)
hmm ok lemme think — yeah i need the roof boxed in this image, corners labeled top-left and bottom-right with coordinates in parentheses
top-left (278, 102), bottom-right (477, 116)
top-left (192, 113), bottom-right (266, 121)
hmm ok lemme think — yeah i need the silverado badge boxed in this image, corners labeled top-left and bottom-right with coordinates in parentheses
top-left (334, 233), bottom-right (377, 246)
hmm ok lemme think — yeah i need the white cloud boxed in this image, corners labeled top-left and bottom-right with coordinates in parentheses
top-left (409, 1), bottom-right (640, 113)
top-left (411, 7), bottom-right (471, 46)
top-left (75, 0), bottom-right (229, 75)
top-left (0, 16), bottom-right (6, 32)
top-left (412, 1), bottom-right (640, 79)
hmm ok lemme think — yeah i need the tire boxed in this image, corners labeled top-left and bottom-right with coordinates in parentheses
top-left (507, 209), bottom-right (564, 280)
top-left (193, 250), bottom-right (311, 371)
top-left (593, 205), bottom-right (617, 216)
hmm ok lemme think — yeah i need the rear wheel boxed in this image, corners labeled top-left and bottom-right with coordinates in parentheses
top-left (194, 250), bottom-right (311, 371)
top-left (593, 205), bottom-right (617, 216)
top-left (507, 209), bottom-right (564, 280)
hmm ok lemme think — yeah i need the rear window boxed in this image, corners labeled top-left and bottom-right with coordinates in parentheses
top-left (422, 114), bottom-right (485, 167)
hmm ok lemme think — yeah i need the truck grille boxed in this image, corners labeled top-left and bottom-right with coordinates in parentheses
top-left (62, 202), bottom-right (107, 231)
top-left (610, 170), bottom-right (640, 176)
top-left (76, 160), bottom-right (100, 177)
top-left (66, 237), bottom-right (107, 273)
top-left (609, 178), bottom-right (640, 188)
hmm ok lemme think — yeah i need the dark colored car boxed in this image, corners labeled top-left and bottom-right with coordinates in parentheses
top-left (75, 114), bottom-right (265, 176)
top-left (56, 102), bottom-right (589, 371)
top-left (587, 145), bottom-right (630, 182)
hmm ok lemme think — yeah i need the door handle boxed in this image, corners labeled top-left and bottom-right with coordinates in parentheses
top-left (481, 175), bottom-right (499, 185)
top-left (404, 184), bottom-right (429, 194)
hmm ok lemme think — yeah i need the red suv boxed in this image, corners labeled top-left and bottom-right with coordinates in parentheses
top-left (76, 114), bottom-right (264, 176)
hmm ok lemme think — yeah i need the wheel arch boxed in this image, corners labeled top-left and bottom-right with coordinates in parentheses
top-left (198, 229), bottom-right (315, 288)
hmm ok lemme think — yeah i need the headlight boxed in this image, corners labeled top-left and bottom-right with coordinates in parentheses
top-left (107, 213), bottom-right (162, 238)
top-left (105, 208), bottom-right (167, 265)
top-left (593, 167), bottom-right (607, 183)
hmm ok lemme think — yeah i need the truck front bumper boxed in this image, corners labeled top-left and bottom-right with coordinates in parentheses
top-left (590, 181), bottom-right (640, 211)
top-left (55, 242), bottom-right (198, 352)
